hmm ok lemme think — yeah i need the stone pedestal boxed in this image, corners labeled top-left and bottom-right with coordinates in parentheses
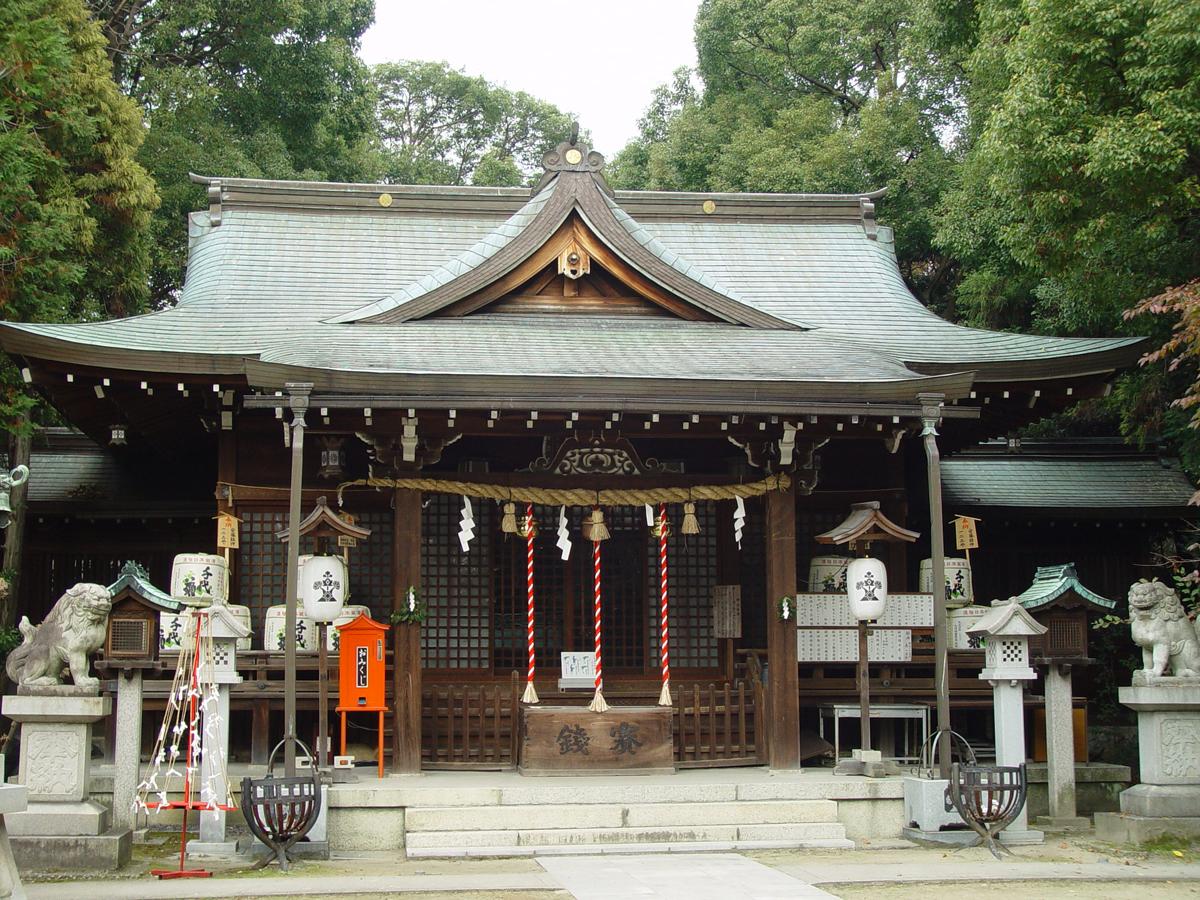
top-left (991, 680), bottom-right (1044, 843)
top-left (1, 694), bottom-right (130, 870)
top-left (1035, 664), bottom-right (1091, 830)
top-left (187, 685), bottom-right (237, 858)
top-left (111, 672), bottom-right (143, 834)
top-left (0, 784), bottom-right (28, 900)
top-left (1096, 678), bottom-right (1200, 844)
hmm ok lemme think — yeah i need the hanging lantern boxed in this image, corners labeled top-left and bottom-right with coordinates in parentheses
top-left (301, 554), bottom-right (348, 623)
top-left (110, 424), bottom-right (127, 447)
top-left (317, 436), bottom-right (346, 481)
top-left (847, 556), bottom-right (888, 622)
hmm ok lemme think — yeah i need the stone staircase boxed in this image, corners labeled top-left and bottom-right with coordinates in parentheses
top-left (402, 779), bottom-right (854, 857)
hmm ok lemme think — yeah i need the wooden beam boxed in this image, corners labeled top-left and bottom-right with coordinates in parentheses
top-left (391, 488), bottom-right (423, 773)
top-left (765, 481), bottom-right (800, 769)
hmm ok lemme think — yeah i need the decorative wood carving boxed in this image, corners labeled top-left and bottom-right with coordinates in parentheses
top-left (529, 435), bottom-right (664, 476)
top-left (357, 430), bottom-right (462, 475)
top-left (557, 241), bottom-right (591, 280)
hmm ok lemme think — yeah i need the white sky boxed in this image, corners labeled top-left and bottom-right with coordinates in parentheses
top-left (359, 0), bottom-right (702, 157)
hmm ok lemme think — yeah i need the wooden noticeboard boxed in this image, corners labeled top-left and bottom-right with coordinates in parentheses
top-left (519, 705), bottom-right (674, 775)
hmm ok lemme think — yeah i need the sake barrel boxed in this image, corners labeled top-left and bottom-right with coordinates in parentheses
top-left (807, 555), bottom-right (850, 593)
top-left (919, 557), bottom-right (973, 606)
top-left (170, 552), bottom-right (228, 606)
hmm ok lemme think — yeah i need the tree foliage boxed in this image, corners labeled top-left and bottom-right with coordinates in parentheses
top-left (373, 60), bottom-right (577, 187)
top-left (88, 0), bottom-right (380, 305)
top-left (610, 0), bottom-right (965, 312)
top-left (0, 0), bottom-right (158, 427)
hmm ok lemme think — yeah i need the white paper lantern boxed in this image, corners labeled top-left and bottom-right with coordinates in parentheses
top-left (847, 557), bottom-right (888, 622)
top-left (301, 554), bottom-right (348, 622)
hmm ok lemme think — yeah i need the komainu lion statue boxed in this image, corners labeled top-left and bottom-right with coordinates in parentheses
top-left (5, 583), bottom-right (112, 690)
top-left (1129, 579), bottom-right (1200, 678)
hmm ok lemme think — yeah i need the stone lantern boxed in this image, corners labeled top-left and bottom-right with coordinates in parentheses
top-left (966, 599), bottom-right (1046, 844)
top-left (1013, 563), bottom-right (1114, 829)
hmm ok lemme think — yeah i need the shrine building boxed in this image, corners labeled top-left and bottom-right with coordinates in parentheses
top-left (0, 136), bottom-right (1168, 778)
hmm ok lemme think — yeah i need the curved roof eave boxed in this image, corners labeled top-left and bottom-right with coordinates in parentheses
top-left (242, 358), bottom-right (976, 405)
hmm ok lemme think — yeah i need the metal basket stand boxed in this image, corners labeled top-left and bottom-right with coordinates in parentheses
top-left (241, 737), bottom-right (322, 872)
top-left (947, 762), bottom-right (1028, 859)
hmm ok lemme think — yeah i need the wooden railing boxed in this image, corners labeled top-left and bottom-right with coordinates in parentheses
top-left (673, 678), bottom-right (762, 767)
top-left (421, 672), bottom-right (521, 769)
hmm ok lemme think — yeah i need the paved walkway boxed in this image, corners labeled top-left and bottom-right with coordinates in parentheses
top-left (21, 852), bottom-right (1200, 899)
top-left (539, 853), bottom-right (834, 899)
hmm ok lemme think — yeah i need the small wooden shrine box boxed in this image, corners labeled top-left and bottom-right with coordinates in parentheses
top-left (104, 561), bottom-right (175, 666)
top-left (335, 613), bottom-right (389, 777)
top-left (1012, 563), bottom-right (1115, 662)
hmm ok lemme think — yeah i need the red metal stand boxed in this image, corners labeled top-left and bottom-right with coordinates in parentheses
top-left (148, 612), bottom-right (223, 879)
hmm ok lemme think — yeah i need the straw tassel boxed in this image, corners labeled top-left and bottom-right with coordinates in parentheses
top-left (500, 501), bottom-right (517, 534)
top-left (522, 504), bottom-right (539, 704)
top-left (584, 507), bottom-right (610, 543)
top-left (681, 501), bottom-right (700, 535)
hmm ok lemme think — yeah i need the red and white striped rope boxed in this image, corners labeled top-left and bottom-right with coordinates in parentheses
top-left (525, 503), bottom-right (536, 687)
top-left (592, 534), bottom-right (603, 693)
top-left (658, 503), bottom-right (670, 696)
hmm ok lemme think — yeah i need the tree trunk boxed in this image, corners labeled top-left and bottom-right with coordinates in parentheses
top-left (1, 430), bottom-right (32, 631)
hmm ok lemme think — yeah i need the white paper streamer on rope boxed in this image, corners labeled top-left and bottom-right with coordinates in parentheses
top-left (734, 496), bottom-right (746, 549)
top-left (556, 505), bottom-right (572, 560)
top-left (458, 495), bottom-right (475, 552)
top-left (644, 503), bottom-right (655, 527)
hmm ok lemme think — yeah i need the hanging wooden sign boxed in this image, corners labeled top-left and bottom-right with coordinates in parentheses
top-left (952, 515), bottom-right (980, 551)
top-left (216, 513), bottom-right (240, 549)
top-left (713, 584), bottom-right (742, 639)
top-left (337, 535), bottom-right (357, 549)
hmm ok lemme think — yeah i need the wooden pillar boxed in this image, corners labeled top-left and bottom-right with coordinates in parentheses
top-left (392, 488), bottom-right (422, 773)
top-left (919, 392), bottom-right (952, 778)
top-left (765, 481), bottom-right (800, 769)
top-left (282, 382), bottom-right (311, 777)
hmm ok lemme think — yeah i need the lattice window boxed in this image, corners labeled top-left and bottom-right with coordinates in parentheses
top-left (646, 501), bottom-right (718, 670)
top-left (347, 511), bottom-right (393, 619)
top-left (421, 494), bottom-right (491, 670)
top-left (237, 506), bottom-right (394, 630)
top-left (493, 506), bottom-right (566, 673)
top-left (1000, 638), bottom-right (1024, 664)
top-left (237, 508), bottom-right (290, 625)
top-left (569, 506), bottom-right (646, 671)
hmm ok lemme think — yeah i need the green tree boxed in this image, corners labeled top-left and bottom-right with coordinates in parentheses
top-left (88, 0), bottom-right (380, 305)
top-left (373, 60), bottom-right (578, 187)
top-left (938, 0), bottom-right (1199, 339)
top-left (0, 0), bottom-right (158, 423)
top-left (610, 0), bottom-right (965, 313)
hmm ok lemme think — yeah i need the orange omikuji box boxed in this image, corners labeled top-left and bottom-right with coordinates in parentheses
top-left (335, 612), bottom-right (390, 778)
top-left (336, 613), bottom-right (389, 711)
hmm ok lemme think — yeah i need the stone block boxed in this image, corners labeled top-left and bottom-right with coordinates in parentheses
top-left (622, 799), bottom-right (836, 827)
top-left (404, 829), bottom-right (520, 849)
top-left (0, 787), bottom-right (26, 816)
top-left (406, 803), bottom-right (623, 832)
top-left (735, 822), bottom-right (849, 842)
top-left (1, 695), bottom-right (110, 724)
top-left (1119, 783), bottom-right (1200, 819)
top-left (5, 801), bottom-right (108, 837)
top-left (517, 826), bottom-right (738, 846)
top-left (838, 798), bottom-right (904, 841)
top-left (1034, 815), bottom-right (1091, 831)
top-left (1096, 811), bottom-right (1200, 845)
top-left (902, 776), bottom-right (963, 832)
top-left (9, 829), bottom-right (131, 871)
top-left (185, 840), bottom-right (239, 858)
top-left (1119, 683), bottom-right (1200, 786)
top-left (326, 807), bottom-right (404, 852)
top-left (16, 724), bottom-right (91, 804)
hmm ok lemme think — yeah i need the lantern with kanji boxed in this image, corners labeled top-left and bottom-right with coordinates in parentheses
top-left (335, 612), bottom-right (390, 777)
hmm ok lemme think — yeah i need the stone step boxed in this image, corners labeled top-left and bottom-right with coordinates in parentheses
top-left (405, 821), bottom-right (849, 850)
top-left (404, 799), bottom-right (838, 832)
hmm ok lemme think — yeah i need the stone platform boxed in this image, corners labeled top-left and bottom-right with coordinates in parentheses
top-left (88, 765), bottom-right (904, 858)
